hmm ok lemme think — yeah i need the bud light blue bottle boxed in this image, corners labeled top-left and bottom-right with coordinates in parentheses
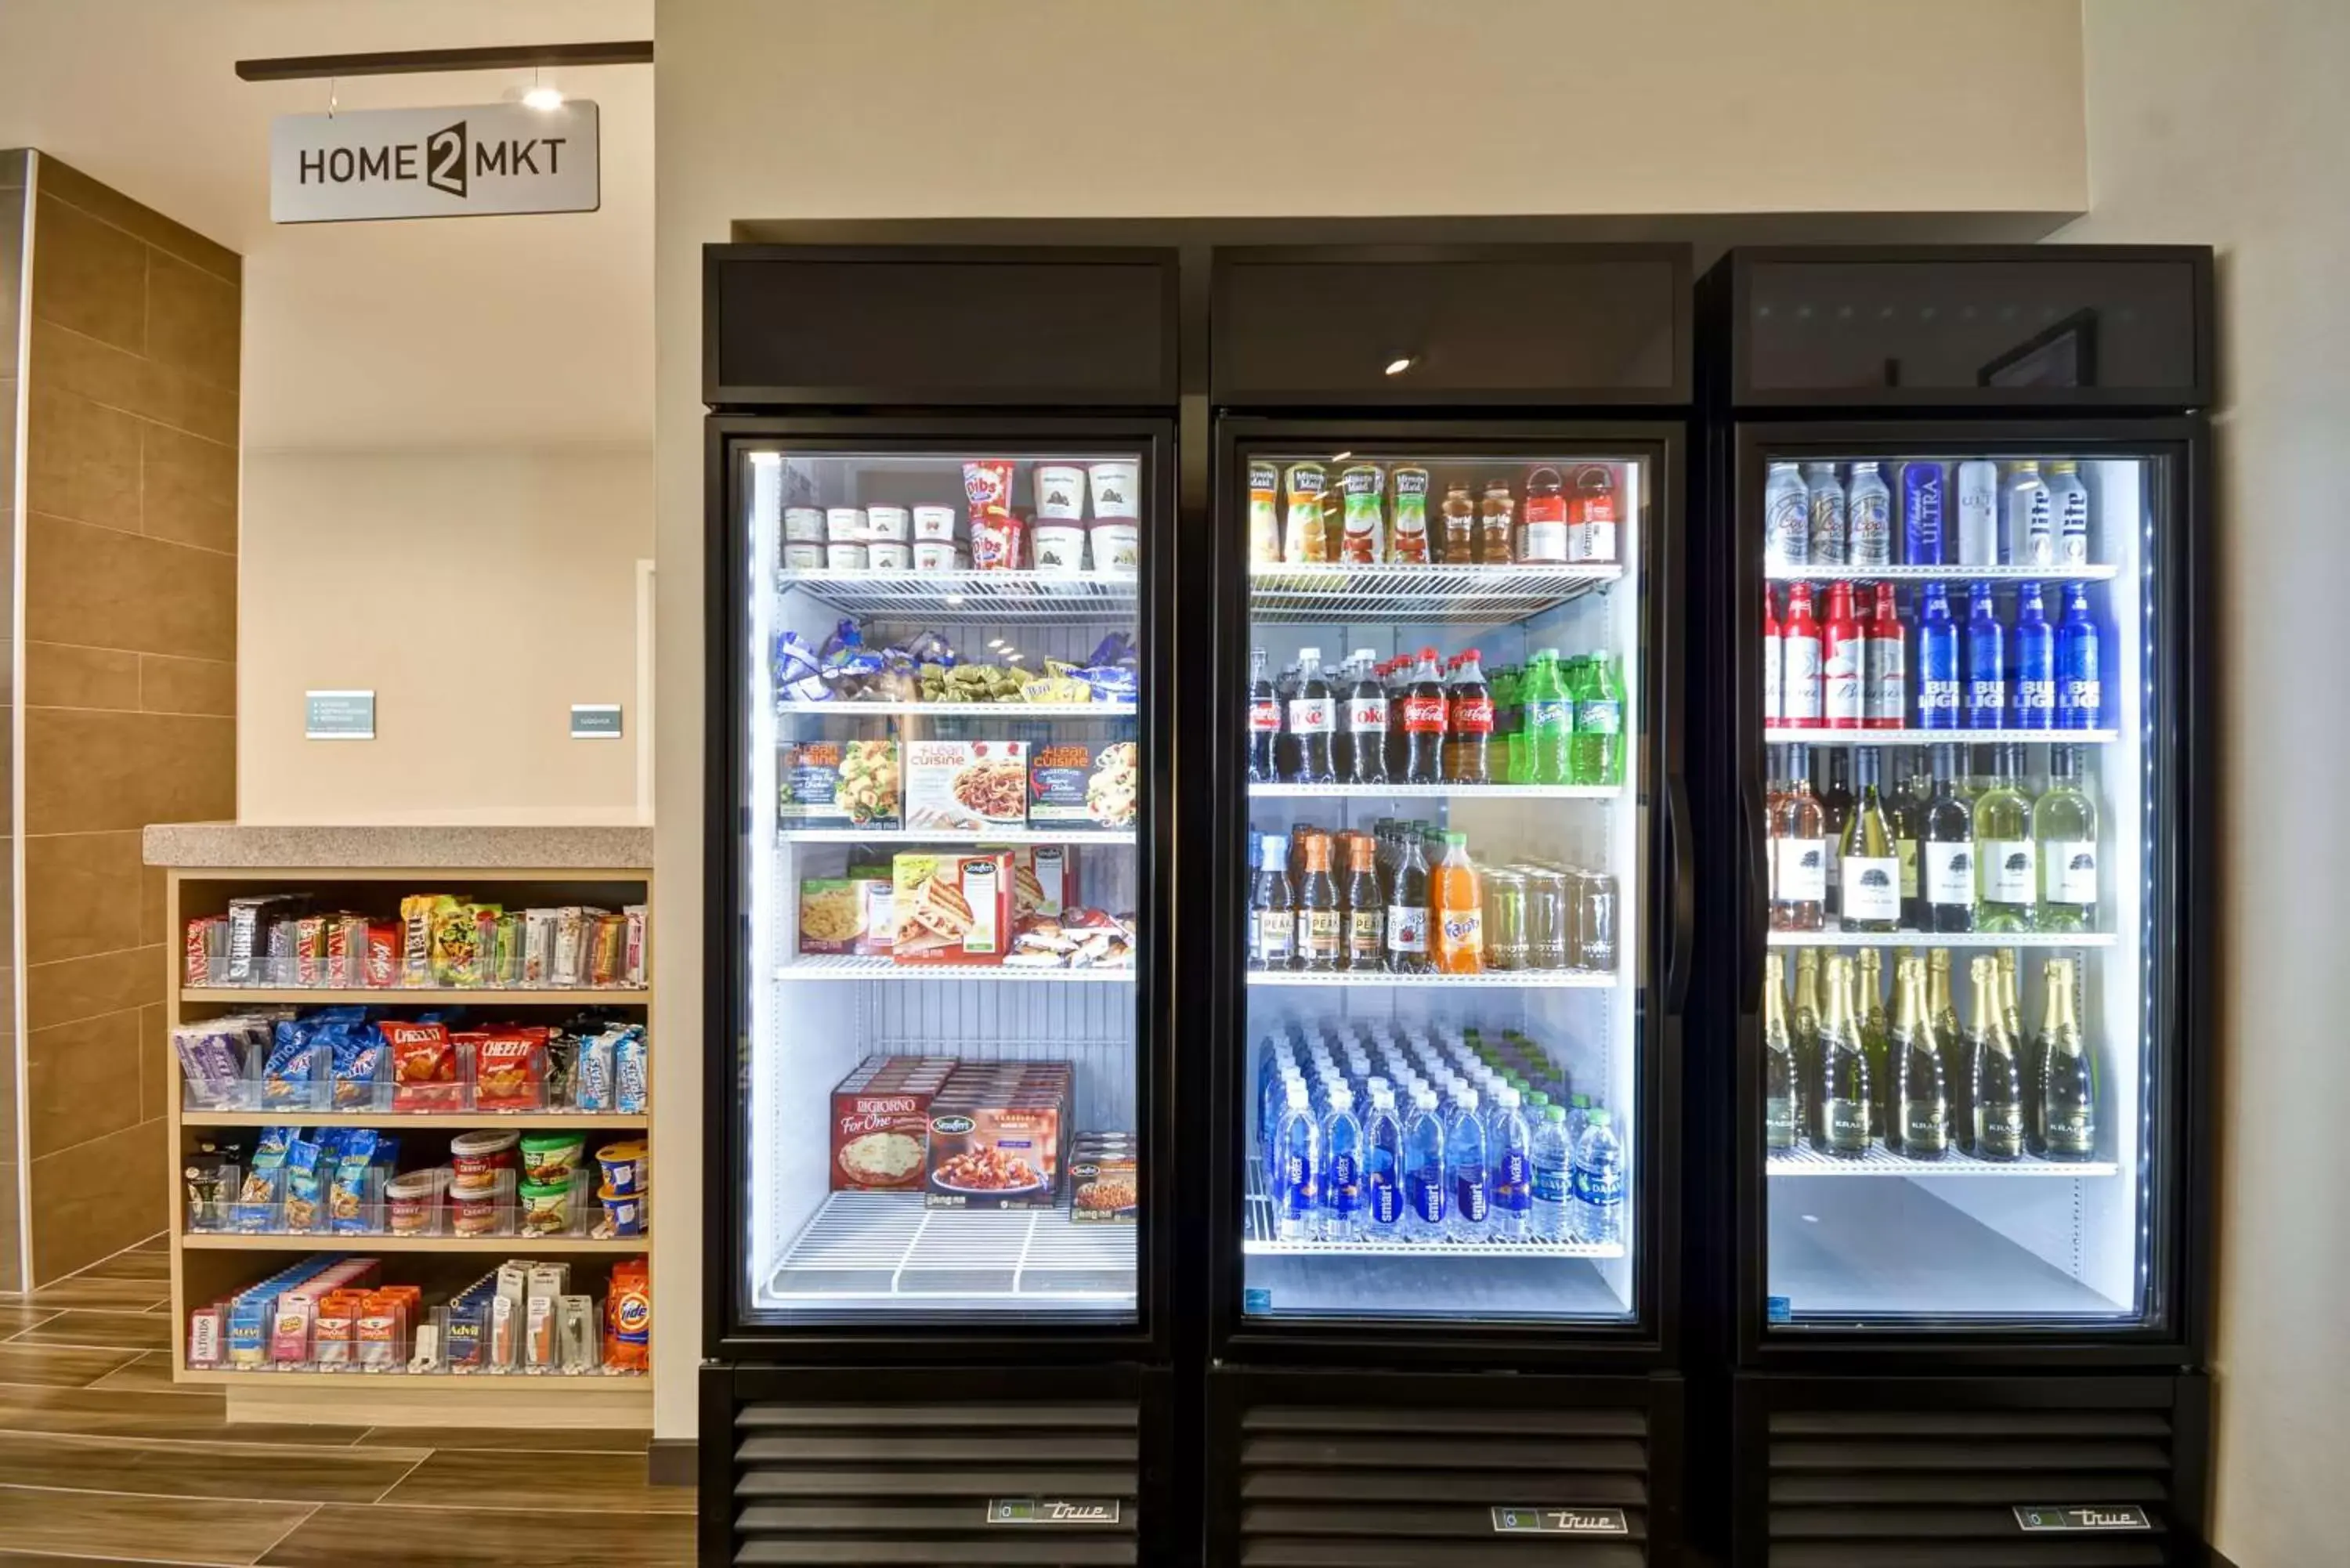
top-left (1964, 582), bottom-right (2008, 729)
top-left (1320, 1086), bottom-right (1364, 1242)
top-left (1273, 1084), bottom-right (1319, 1242)
top-left (1900, 461), bottom-right (1945, 565)
top-left (1363, 1088), bottom-right (1404, 1234)
top-left (1403, 1089), bottom-right (1447, 1240)
top-left (2056, 583), bottom-right (2103, 730)
top-left (1445, 1086), bottom-right (1490, 1239)
top-left (1916, 582), bottom-right (1961, 729)
top-left (1488, 1086), bottom-right (1535, 1239)
top-left (1531, 1104), bottom-right (1574, 1241)
top-left (1571, 1108), bottom-right (1625, 1248)
top-left (2012, 582), bottom-right (2056, 730)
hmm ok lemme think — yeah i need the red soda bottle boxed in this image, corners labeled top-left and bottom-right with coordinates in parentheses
top-left (1401, 648), bottom-right (1448, 784)
top-left (1446, 649), bottom-right (1494, 783)
top-left (1246, 646), bottom-right (1281, 782)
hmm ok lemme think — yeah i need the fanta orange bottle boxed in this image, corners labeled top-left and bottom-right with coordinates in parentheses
top-left (1432, 831), bottom-right (1484, 973)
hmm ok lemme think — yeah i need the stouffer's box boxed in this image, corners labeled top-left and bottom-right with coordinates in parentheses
top-left (924, 1063), bottom-right (1073, 1211)
top-left (829, 1055), bottom-right (957, 1191)
top-left (891, 852), bottom-right (1014, 964)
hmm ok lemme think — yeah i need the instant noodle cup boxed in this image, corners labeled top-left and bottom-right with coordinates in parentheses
top-left (867, 541), bottom-right (911, 572)
top-left (1032, 523), bottom-right (1087, 573)
top-left (783, 542), bottom-right (823, 570)
top-left (385, 1168), bottom-right (446, 1235)
top-left (518, 1179), bottom-right (576, 1238)
top-left (863, 505), bottom-right (910, 541)
top-left (448, 1129), bottom-right (518, 1187)
top-left (783, 507), bottom-right (825, 543)
top-left (912, 504), bottom-right (956, 541)
top-left (826, 542), bottom-right (870, 570)
top-left (519, 1133), bottom-right (586, 1186)
top-left (1086, 460), bottom-right (1141, 519)
top-left (824, 506), bottom-right (866, 541)
top-left (913, 541), bottom-right (960, 573)
top-left (595, 1139), bottom-right (648, 1197)
top-left (1090, 520), bottom-right (1141, 575)
top-left (598, 1186), bottom-right (646, 1237)
top-left (1033, 464), bottom-right (1087, 521)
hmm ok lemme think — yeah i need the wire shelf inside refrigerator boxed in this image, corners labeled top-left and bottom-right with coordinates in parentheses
top-left (779, 569), bottom-right (1139, 623)
top-left (1765, 930), bottom-right (2119, 949)
top-left (1764, 563), bottom-right (2120, 583)
top-left (1242, 1158), bottom-right (1620, 1259)
top-left (763, 1192), bottom-right (1136, 1307)
top-left (1767, 1144), bottom-right (2118, 1178)
top-left (1249, 562), bottom-right (1622, 623)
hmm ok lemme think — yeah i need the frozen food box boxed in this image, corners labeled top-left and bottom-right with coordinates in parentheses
top-left (780, 739), bottom-right (902, 829)
top-left (924, 1065), bottom-right (1072, 1210)
top-left (905, 739), bottom-right (1029, 833)
top-left (797, 876), bottom-right (895, 956)
top-left (1027, 739), bottom-right (1139, 831)
top-left (830, 1055), bottom-right (958, 1191)
top-left (891, 853), bottom-right (1013, 963)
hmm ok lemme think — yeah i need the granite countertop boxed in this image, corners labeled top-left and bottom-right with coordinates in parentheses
top-left (143, 822), bottom-right (655, 869)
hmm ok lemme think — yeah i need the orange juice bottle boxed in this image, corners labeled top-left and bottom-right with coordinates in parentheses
top-left (1432, 831), bottom-right (1484, 973)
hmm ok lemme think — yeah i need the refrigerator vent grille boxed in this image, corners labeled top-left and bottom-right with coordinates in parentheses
top-left (732, 1398), bottom-right (1141, 1566)
top-left (1766, 1404), bottom-right (2176, 1567)
top-left (1237, 1403), bottom-right (1650, 1566)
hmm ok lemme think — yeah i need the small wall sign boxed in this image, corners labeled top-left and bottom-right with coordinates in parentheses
top-left (272, 100), bottom-right (599, 223)
top-left (305, 690), bottom-right (376, 740)
top-left (570, 703), bottom-right (624, 739)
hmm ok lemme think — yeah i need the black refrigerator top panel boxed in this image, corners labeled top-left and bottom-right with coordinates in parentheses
top-left (1711, 245), bottom-right (2214, 411)
top-left (1211, 244), bottom-right (1693, 408)
top-left (703, 244), bottom-right (1180, 409)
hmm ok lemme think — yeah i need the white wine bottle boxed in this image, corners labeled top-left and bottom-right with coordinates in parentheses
top-left (1838, 746), bottom-right (1901, 934)
top-left (1973, 743), bottom-right (2037, 932)
top-left (2034, 744), bottom-right (2099, 933)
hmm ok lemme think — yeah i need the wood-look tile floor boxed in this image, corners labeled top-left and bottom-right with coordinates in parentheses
top-left (0, 1238), bottom-right (694, 1566)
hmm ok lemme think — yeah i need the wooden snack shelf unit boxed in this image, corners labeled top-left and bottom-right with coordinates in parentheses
top-left (162, 862), bottom-right (656, 1429)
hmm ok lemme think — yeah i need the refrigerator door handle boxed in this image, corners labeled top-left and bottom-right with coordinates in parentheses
top-left (1665, 771), bottom-right (1695, 1016)
top-left (1740, 768), bottom-right (1767, 1010)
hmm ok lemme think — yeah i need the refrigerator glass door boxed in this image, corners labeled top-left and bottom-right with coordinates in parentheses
top-left (735, 443), bottom-right (1147, 1328)
top-left (1236, 446), bottom-right (1650, 1325)
top-left (1754, 446), bottom-right (2170, 1331)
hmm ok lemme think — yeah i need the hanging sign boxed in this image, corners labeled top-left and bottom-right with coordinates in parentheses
top-left (271, 100), bottom-right (599, 222)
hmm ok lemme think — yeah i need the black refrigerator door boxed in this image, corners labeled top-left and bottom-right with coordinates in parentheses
top-left (1726, 418), bottom-right (2208, 1368)
top-left (1207, 417), bottom-right (1687, 1368)
top-left (704, 414), bottom-right (1177, 1364)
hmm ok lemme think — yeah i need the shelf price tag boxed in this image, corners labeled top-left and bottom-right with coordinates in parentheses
top-left (985, 1498), bottom-right (1122, 1526)
top-left (1490, 1507), bottom-right (1629, 1535)
top-left (2013, 1505), bottom-right (2153, 1532)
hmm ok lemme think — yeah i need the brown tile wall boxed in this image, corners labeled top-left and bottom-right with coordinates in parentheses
top-left (17, 154), bottom-right (237, 1286)
top-left (1, 148), bottom-right (24, 1293)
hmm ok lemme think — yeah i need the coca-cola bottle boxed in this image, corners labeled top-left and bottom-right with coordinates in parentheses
top-left (1246, 646), bottom-right (1280, 782)
top-left (1274, 661), bottom-right (1302, 780)
top-left (1289, 647), bottom-right (1336, 784)
top-left (1383, 659), bottom-right (1410, 782)
top-left (1345, 647), bottom-right (1390, 783)
top-left (1447, 648), bottom-right (1495, 783)
top-left (1329, 655), bottom-right (1355, 781)
top-left (1400, 648), bottom-right (1448, 785)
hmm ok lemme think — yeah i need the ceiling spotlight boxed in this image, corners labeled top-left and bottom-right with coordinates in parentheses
top-left (1383, 356), bottom-right (1415, 376)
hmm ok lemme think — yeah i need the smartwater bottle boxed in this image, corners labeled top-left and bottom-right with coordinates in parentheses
top-left (1488, 1085), bottom-right (1535, 1240)
top-left (1403, 1089), bottom-right (1448, 1241)
top-left (1363, 1088), bottom-right (1404, 1236)
top-left (1274, 1084), bottom-right (1319, 1243)
top-left (1571, 1108), bottom-right (1625, 1248)
top-left (1445, 1086), bottom-right (1490, 1240)
top-left (1320, 1086), bottom-right (1365, 1242)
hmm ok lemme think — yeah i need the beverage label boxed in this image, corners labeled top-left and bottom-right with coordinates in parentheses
top-left (1841, 855), bottom-right (1901, 923)
top-left (1248, 461), bottom-right (1282, 565)
top-left (1919, 676), bottom-right (1961, 722)
top-left (1569, 492), bottom-right (1617, 563)
top-left (1339, 464), bottom-right (1385, 565)
top-left (1824, 637), bottom-right (1864, 727)
top-left (1246, 905), bottom-right (1260, 955)
top-left (1328, 1151), bottom-right (1362, 1216)
top-left (2061, 679), bottom-right (2102, 724)
top-left (1568, 1160), bottom-right (1622, 1207)
top-left (1527, 697), bottom-right (1571, 736)
top-left (1766, 490), bottom-right (1810, 566)
top-left (1903, 1104), bottom-right (1949, 1151)
top-left (1522, 490), bottom-right (1569, 565)
top-left (1451, 695), bottom-right (1495, 735)
top-left (1775, 838), bottom-right (1828, 901)
top-left (1255, 910), bottom-right (1296, 964)
top-left (2016, 678), bottom-right (2056, 721)
top-left (1783, 635), bottom-right (1822, 721)
top-left (1494, 1150), bottom-right (1531, 1212)
top-left (1301, 909), bottom-right (1340, 960)
top-left (1390, 468), bottom-right (1432, 564)
top-left (1976, 1104), bottom-right (2024, 1156)
top-left (1287, 696), bottom-right (1335, 735)
top-left (1903, 463), bottom-right (1945, 564)
top-left (1866, 635), bottom-right (1905, 724)
top-left (1453, 1166), bottom-right (1490, 1224)
top-left (1386, 905), bottom-right (1430, 954)
top-left (1437, 908), bottom-right (1483, 956)
top-left (1824, 1097), bottom-right (1869, 1147)
top-left (1408, 1169), bottom-right (1445, 1224)
top-left (1574, 699), bottom-right (1622, 736)
top-left (2057, 491), bottom-right (2090, 563)
top-left (1967, 678), bottom-right (2008, 725)
top-left (1367, 1163), bottom-right (1401, 1226)
top-left (1282, 463), bottom-right (1329, 564)
top-left (1764, 634), bottom-right (1783, 723)
top-left (2044, 840), bottom-right (2098, 905)
top-left (1764, 1097), bottom-right (1795, 1146)
top-left (1280, 1151), bottom-right (1316, 1219)
top-left (1347, 909), bottom-right (1384, 958)
top-left (1981, 839), bottom-right (2037, 903)
top-left (1401, 694), bottom-right (1447, 733)
top-left (1849, 493), bottom-right (1892, 567)
top-left (2044, 1107), bottom-right (2094, 1155)
top-left (1248, 699), bottom-right (1281, 734)
top-left (1809, 486), bottom-right (1848, 565)
top-left (1532, 1159), bottom-right (1569, 1205)
top-left (1346, 697), bottom-right (1389, 733)
top-left (1925, 841), bottom-right (1975, 905)
top-left (1896, 838), bottom-right (1920, 900)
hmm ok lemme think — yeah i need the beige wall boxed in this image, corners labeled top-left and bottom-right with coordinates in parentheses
top-left (238, 445), bottom-right (653, 826)
top-left (2066, 4), bottom-right (2349, 1563)
top-left (16, 154), bottom-right (238, 1284)
top-left (652, 0), bottom-right (2092, 1439)
top-left (0, 150), bottom-right (22, 1292)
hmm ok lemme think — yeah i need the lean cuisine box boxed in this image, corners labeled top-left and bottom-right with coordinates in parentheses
top-left (1028, 740), bottom-right (1139, 829)
top-left (905, 739), bottom-right (1029, 832)
top-left (830, 1055), bottom-right (956, 1191)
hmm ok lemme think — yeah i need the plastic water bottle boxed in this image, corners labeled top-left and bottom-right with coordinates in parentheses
top-left (1566, 1093), bottom-right (1593, 1154)
top-left (1531, 1104), bottom-right (1574, 1241)
top-left (1321, 1086), bottom-right (1365, 1242)
top-left (1363, 1087), bottom-right (1404, 1237)
top-left (1488, 1085), bottom-right (1534, 1240)
top-left (1274, 1084), bottom-right (1319, 1242)
top-left (1403, 1088), bottom-right (1448, 1241)
top-left (1444, 1086), bottom-right (1490, 1240)
top-left (1571, 1108), bottom-right (1625, 1247)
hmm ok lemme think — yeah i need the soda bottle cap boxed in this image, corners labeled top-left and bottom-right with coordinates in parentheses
top-left (1420, 647), bottom-right (1439, 661)
top-left (1445, 831), bottom-right (1467, 846)
top-left (1461, 647), bottom-right (1480, 661)
top-left (1536, 646), bottom-right (1561, 660)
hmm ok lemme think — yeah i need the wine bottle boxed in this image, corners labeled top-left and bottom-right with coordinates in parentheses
top-left (1838, 746), bottom-right (1901, 933)
top-left (1762, 954), bottom-right (1797, 1151)
top-left (1893, 955), bottom-right (1950, 1159)
top-left (1855, 946), bottom-right (1891, 1143)
top-left (1921, 742), bottom-right (1976, 934)
top-left (1770, 743), bottom-right (1828, 933)
top-left (2034, 744), bottom-right (2099, 933)
top-left (1973, 742), bottom-right (2038, 932)
top-left (1929, 947), bottom-right (1969, 1149)
top-left (1792, 948), bottom-right (1824, 1146)
top-left (1817, 954), bottom-right (1873, 1158)
top-left (1967, 953), bottom-right (2025, 1160)
top-left (2037, 957), bottom-right (2098, 1161)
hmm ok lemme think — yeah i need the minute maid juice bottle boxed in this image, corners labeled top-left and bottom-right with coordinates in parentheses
top-left (1432, 832), bottom-right (1484, 974)
top-left (1247, 461), bottom-right (1281, 565)
top-left (1338, 464), bottom-right (1386, 564)
top-left (1390, 467), bottom-right (1432, 563)
top-left (1282, 462), bottom-right (1329, 563)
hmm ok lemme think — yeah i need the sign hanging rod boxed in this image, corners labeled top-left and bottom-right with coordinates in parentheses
top-left (236, 40), bottom-right (652, 83)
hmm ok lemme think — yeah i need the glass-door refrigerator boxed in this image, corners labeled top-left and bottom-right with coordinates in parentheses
top-left (1201, 245), bottom-right (1694, 1566)
top-left (1697, 247), bottom-right (2217, 1568)
top-left (699, 247), bottom-right (1180, 1568)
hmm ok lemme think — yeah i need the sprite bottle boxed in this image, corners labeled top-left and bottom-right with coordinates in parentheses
top-left (1524, 649), bottom-right (1574, 786)
top-left (1568, 651), bottom-right (1624, 786)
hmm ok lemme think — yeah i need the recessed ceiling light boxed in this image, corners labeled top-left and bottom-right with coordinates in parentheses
top-left (1383, 356), bottom-right (1415, 376)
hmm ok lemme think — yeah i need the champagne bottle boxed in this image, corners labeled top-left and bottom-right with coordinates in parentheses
top-left (2034, 744), bottom-right (2100, 932)
top-left (2037, 957), bottom-right (2098, 1160)
top-left (1929, 947), bottom-right (1968, 1146)
top-left (1817, 954), bottom-right (1873, 1158)
top-left (2001, 947), bottom-right (2035, 1149)
top-left (1973, 742), bottom-right (2038, 931)
top-left (1791, 948), bottom-right (1824, 1145)
top-left (1838, 746), bottom-right (1901, 933)
top-left (1893, 955), bottom-right (1950, 1159)
top-left (1762, 954), bottom-right (1797, 1151)
top-left (1967, 954), bottom-right (2025, 1160)
top-left (1855, 947), bottom-right (1890, 1143)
